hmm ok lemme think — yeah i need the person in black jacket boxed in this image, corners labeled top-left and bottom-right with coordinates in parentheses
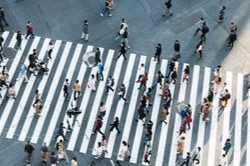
top-left (0, 7), bottom-right (8, 26)
top-left (162, 0), bottom-right (173, 17)
top-left (181, 152), bottom-right (191, 166)
top-left (16, 31), bottom-right (22, 50)
top-left (109, 117), bottom-right (121, 134)
top-left (201, 23), bottom-right (209, 41)
top-left (154, 43), bottom-right (162, 63)
top-left (95, 48), bottom-right (101, 66)
top-left (170, 67), bottom-right (177, 84)
top-left (63, 79), bottom-right (69, 99)
top-left (116, 42), bottom-right (127, 61)
top-left (227, 30), bottom-right (237, 48)
top-left (173, 40), bottom-right (181, 60)
top-left (24, 141), bottom-right (35, 161)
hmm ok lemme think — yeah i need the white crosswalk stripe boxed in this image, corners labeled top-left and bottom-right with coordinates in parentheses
top-left (0, 32), bottom-right (248, 165)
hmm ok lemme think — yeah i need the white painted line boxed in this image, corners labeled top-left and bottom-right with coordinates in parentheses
top-left (7, 33), bottom-right (17, 48)
top-left (66, 48), bottom-right (105, 151)
top-left (196, 67), bottom-right (211, 165)
top-left (0, 34), bottom-right (30, 106)
top-left (247, 85), bottom-right (250, 165)
top-left (79, 49), bottom-right (115, 153)
top-left (164, 63), bottom-right (187, 166)
top-left (130, 57), bottom-right (156, 163)
top-left (6, 38), bottom-right (51, 139)
top-left (207, 92), bottom-right (220, 166)
top-left (30, 42), bottom-right (72, 143)
top-left (18, 40), bottom-right (62, 141)
top-left (233, 74), bottom-right (243, 166)
top-left (92, 54), bottom-right (124, 155)
top-left (116, 55), bottom-right (147, 161)
top-left (0, 36), bottom-right (41, 135)
top-left (104, 54), bottom-right (136, 158)
top-left (183, 65), bottom-right (200, 156)
top-left (220, 72), bottom-right (232, 162)
top-left (42, 44), bottom-right (84, 145)
top-left (141, 59), bottom-right (168, 165)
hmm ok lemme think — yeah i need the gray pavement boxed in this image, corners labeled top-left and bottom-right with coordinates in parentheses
top-left (0, 0), bottom-right (250, 166)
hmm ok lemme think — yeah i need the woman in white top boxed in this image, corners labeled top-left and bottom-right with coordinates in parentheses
top-left (99, 101), bottom-right (106, 118)
top-left (88, 74), bottom-right (96, 92)
top-left (101, 135), bottom-right (108, 153)
top-left (136, 63), bottom-right (145, 82)
top-left (95, 142), bottom-right (103, 159)
top-left (8, 83), bottom-right (16, 99)
top-left (119, 141), bottom-right (131, 159)
top-left (71, 157), bottom-right (78, 166)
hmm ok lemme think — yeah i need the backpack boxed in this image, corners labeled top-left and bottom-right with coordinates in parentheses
top-left (110, 78), bottom-right (114, 86)
top-left (226, 93), bottom-right (231, 99)
top-left (203, 25), bottom-right (209, 33)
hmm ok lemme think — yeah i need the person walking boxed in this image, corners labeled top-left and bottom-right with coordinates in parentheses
top-left (201, 22), bottom-right (209, 41)
top-left (229, 22), bottom-right (237, 32)
top-left (170, 67), bottom-right (177, 84)
top-left (25, 21), bottom-right (34, 39)
top-left (71, 157), bottom-right (78, 166)
top-left (218, 6), bottom-right (226, 23)
top-left (98, 101), bottom-right (106, 118)
top-left (109, 117), bottom-right (121, 134)
top-left (121, 27), bottom-right (130, 48)
top-left (166, 58), bottom-right (175, 78)
top-left (56, 139), bottom-right (65, 160)
top-left (50, 152), bottom-right (59, 166)
top-left (55, 123), bottom-right (68, 142)
top-left (105, 75), bottom-right (114, 93)
top-left (32, 89), bottom-right (41, 107)
top-left (181, 152), bottom-right (191, 166)
top-left (162, 0), bottom-right (173, 17)
top-left (40, 142), bottom-right (49, 163)
top-left (95, 48), bottom-right (101, 66)
top-left (154, 43), bottom-right (162, 63)
top-left (193, 40), bottom-right (205, 58)
top-left (0, 16), bottom-right (4, 32)
top-left (63, 79), bottom-right (69, 99)
top-left (24, 141), bottom-right (35, 161)
top-left (173, 40), bottom-right (181, 61)
top-left (92, 116), bottom-right (104, 135)
top-left (227, 30), bottom-right (237, 49)
top-left (116, 41), bottom-right (127, 62)
top-left (146, 87), bottom-right (153, 106)
top-left (16, 62), bottom-right (29, 82)
top-left (88, 74), bottom-right (96, 92)
top-left (0, 70), bottom-right (8, 88)
top-left (138, 72), bottom-right (148, 91)
top-left (115, 18), bottom-right (128, 43)
top-left (117, 83), bottom-right (128, 103)
top-left (101, 135), bottom-right (108, 153)
top-left (81, 20), bottom-right (89, 41)
top-left (16, 31), bottom-right (22, 50)
top-left (34, 99), bottom-right (43, 116)
top-left (96, 60), bottom-right (104, 81)
top-left (192, 147), bottom-right (201, 164)
top-left (73, 80), bottom-right (81, 99)
top-left (95, 142), bottom-right (103, 159)
top-left (0, 7), bottom-right (8, 26)
top-left (219, 154), bottom-right (227, 166)
top-left (159, 105), bottom-right (169, 124)
top-left (119, 141), bottom-right (131, 159)
top-left (143, 144), bottom-right (152, 164)
top-left (100, 0), bottom-right (113, 17)
top-left (47, 42), bottom-right (54, 59)
top-left (136, 63), bottom-right (145, 82)
top-left (7, 83), bottom-right (16, 99)
top-left (222, 139), bottom-right (231, 156)
top-left (153, 71), bottom-right (164, 88)
top-left (182, 66), bottom-right (189, 82)
top-left (194, 18), bottom-right (205, 35)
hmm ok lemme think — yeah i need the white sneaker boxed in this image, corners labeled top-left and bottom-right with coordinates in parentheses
top-left (100, 13), bottom-right (104, 17)
top-left (108, 14), bottom-right (112, 17)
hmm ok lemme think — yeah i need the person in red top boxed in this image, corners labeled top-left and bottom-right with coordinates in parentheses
top-left (138, 72), bottom-right (148, 91)
top-left (25, 21), bottom-right (34, 39)
top-left (92, 116), bottom-right (104, 135)
top-left (184, 112), bottom-right (192, 130)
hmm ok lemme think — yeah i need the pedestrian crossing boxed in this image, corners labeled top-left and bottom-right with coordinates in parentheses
top-left (0, 31), bottom-right (249, 165)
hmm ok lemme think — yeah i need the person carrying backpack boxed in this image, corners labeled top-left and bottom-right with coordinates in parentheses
top-left (201, 23), bottom-right (209, 41)
top-left (227, 30), bottom-right (237, 49)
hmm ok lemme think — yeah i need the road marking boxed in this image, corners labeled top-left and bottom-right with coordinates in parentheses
top-left (104, 54), bottom-right (136, 158)
top-left (79, 49), bottom-right (114, 153)
top-left (130, 57), bottom-right (156, 163)
top-left (43, 44), bottom-right (84, 145)
top-left (18, 40), bottom-right (62, 141)
top-left (6, 38), bottom-right (51, 139)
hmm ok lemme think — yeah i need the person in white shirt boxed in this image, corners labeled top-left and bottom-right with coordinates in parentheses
top-left (95, 142), bottom-right (103, 159)
top-left (192, 147), bottom-right (201, 164)
top-left (219, 154), bottom-right (227, 166)
top-left (136, 63), bottom-right (145, 82)
top-left (71, 157), bottom-right (78, 166)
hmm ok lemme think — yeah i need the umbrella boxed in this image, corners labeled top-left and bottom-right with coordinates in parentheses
top-left (1, 46), bottom-right (17, 60)
top-left (83, 51), bottom-right (96, 68)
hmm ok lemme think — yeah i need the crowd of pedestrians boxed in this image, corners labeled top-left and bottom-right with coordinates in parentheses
top-left (0, 1), bottom-right (240, 165)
